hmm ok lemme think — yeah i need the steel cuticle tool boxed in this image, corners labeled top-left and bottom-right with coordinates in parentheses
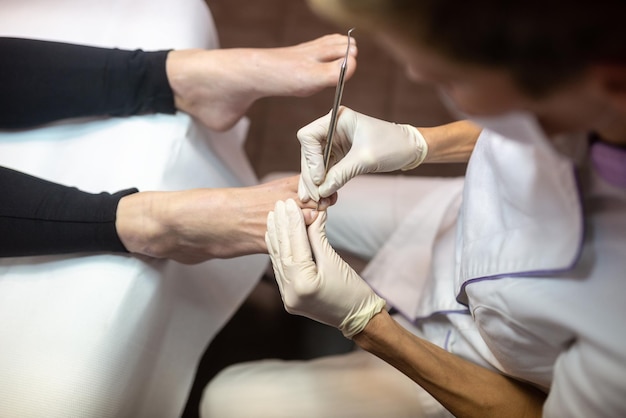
top-left (317, 28), bottom-right (354, 210)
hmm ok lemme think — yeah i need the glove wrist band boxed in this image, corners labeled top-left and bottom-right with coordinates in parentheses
top-left (401, 125), bottom-right (429, 171)
top-left (340, 296), bottom-right (388, 339)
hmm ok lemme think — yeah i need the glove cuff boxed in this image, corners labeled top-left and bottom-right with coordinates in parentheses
top-left (340, 295), bottom-right (387, 339)
top-left (401, 125), bottom-right (428, 171)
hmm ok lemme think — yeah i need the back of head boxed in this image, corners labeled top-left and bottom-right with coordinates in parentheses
top-left (309, 0), bottom-right (626, 97)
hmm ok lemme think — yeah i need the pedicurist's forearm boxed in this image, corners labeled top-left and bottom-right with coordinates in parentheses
top-left (0, 37), bottom-right (175, 129)
top-left (353, 309), bottom-right (546, 418)
top-left (419, 120), bottom-right (481, 163)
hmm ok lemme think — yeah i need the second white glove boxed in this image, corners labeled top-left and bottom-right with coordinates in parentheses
top-left (297, 106), bottom-right (428, 202)
top-left (266, 199), bottom-right (387, 338)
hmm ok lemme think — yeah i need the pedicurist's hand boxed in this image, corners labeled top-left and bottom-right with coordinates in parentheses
top-left (266, 198), bottom-right (386, 338)
top-left (116, 175), bottom-right (333, 264)
top-left (298, 107), bottom-right (428, 202)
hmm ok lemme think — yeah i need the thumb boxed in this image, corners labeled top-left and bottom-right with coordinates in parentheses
top-left (307, 210), bottom-right (336, 268)
top-left (298, 155), bottom-right (320, 203)
top-left (306, 209), bottom-right (327, 244)
top-left (298, 113), bottom-right (331, 185)
top-left (318, 154), bottom-right (361, 197)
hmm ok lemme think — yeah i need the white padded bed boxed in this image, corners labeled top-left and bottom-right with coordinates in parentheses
top-left (0, 1), bottom-right (267, 416)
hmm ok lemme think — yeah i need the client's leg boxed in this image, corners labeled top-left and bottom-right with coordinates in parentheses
top-left (167, 34), bottom-right (357, 131)
top-left (324, 174), bottom-right (462, 260)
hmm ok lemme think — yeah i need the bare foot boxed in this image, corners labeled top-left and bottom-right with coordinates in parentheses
top-left (166, 34), bottom-right (358, 131)
top-left (116, 175), bottom-right (336, 263)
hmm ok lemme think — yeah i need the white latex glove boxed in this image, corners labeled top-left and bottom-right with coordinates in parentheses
top-left (298, 106), bottom-right (428, 202)
top-left (266, 199), bottom-right (387, 338)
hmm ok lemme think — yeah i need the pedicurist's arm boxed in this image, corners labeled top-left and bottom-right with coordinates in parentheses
top-left (353, 310), bottom-right (546, 418)
top-left (418, 119), bottom-right (481, 164)
top-left (266, 199), bottom-right (546, 418)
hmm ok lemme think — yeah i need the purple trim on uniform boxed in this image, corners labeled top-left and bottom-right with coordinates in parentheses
top-left (590, 140), bottom-right (626, 188)
top-left (456, 165), bottom-right (587, 308)
top-left (404, 309), bottom-right (470, 326)
top-left (400, 162), bottom-right (586, 327)
top-left (443, 330), bottom-right (452, 351)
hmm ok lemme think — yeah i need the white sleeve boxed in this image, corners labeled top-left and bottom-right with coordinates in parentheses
top-left (544, 339), bottom-right (626, 417)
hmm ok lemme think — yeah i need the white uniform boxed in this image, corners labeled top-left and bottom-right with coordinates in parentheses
top-left (202, 115), bottom-right (626, 417)
top-left (0, 1), bottom-right (267, 417)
